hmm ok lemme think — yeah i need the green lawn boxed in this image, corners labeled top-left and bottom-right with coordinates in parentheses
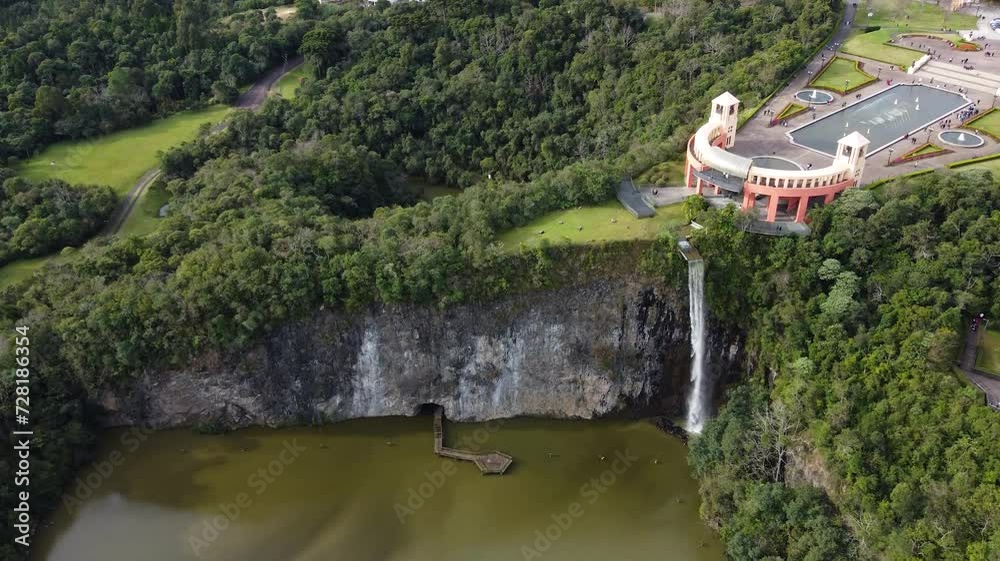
top-left (497, 200), bottom-right (687, 250)
top-left (810, 57), bottom-right (876, 92)
top-left (964, 110), bottom-right (1000, 140)
top-left (18, 105), bottom-right (231, 196)
top-left (844, 1), bottom-right (977, 69)
top-left (636, 160), bottom-right (686, 186)
top-left (977, 329), bottom-right (1000, 375)
top-left (859, 1), bottom-right (976, 31)
top-left (118, 183), bottom-right (172, 238)
top-left (0, 251), bottom-right (74, 287)
top-left (274, 65), bottom-right (309, 99)
top-left (843, 29), bottom-right (924, 68)
top-left (951, 156), bottom-right (1000, 175)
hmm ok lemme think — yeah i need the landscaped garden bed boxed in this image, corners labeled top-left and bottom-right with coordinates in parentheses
top-left (898, 33), bottom-right (980, 52)
top-left (808, 57), bottom-right (877, 94)
top-left (889, 142), bottom-right (952, 166)
top-left (768, 102), bottom-right (808, 126)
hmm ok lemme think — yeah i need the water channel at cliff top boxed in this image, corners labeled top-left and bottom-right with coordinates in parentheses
top-left (32, 418), bottom-right (724, 561)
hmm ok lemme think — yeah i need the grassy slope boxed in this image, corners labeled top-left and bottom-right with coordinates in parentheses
top-left (636, 160), bottom-right (686, 186)
top-left (19, 105), bottom-right (231, 196)
top-left (811, 58), bottom-right (874, 91)
top-left (498, 200), bottom-right (686, 250)
top-left (978, 329), bottom-right (1000, 374)
top-left (274, 65), bottom-right (309, 99)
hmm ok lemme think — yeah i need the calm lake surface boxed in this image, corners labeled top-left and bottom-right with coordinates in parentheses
top-left (32, 418), bottom-right (724, 561)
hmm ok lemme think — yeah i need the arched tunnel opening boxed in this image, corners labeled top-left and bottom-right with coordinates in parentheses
top-left (414, 402), bottom-right (443, 416)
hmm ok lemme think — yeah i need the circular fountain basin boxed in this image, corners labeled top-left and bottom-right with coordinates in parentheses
top-left (938, 129), bottom-right (985, 148)
top-left (752, 156), bottom-right (803, 171)
top-left (795, 89), bottom-right (835, 104)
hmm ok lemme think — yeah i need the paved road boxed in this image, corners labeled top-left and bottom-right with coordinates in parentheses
top-left (236, 55), bottom-right (304, 109)
top-left (959, 322), bottom-right (1000, 411)
top-left (102, 169), bottom-right (162, 236)
top-left (105, 57), bottom-right (305, 236)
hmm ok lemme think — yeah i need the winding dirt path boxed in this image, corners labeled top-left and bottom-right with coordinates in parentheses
top-left (104, 56), bottom-right (305, 236)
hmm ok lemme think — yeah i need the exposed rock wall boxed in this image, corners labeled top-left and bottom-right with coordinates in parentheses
top-left (101, 278), bottom-right (742, 428)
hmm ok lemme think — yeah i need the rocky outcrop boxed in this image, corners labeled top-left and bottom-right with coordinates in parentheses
top-left (101, 278), bottom-right (742, 428)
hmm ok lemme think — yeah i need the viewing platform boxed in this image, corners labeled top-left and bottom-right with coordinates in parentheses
top-left (433, 408), bottom-right (513, 475)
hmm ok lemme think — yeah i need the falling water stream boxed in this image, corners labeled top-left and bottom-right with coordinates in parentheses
top-left (685, 259), bottom-right (708, 434)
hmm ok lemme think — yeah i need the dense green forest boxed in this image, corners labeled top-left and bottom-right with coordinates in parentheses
top-left (168, 0), bottom-right (836, 185)
top-left (0, 0), bottom-right (854, 559)
top-left (0, 0), bottom-right (309, 163)
top-left (0, 170), bottom-right (117, 264)
top-left (686, 173), bottom-right (1000, 560)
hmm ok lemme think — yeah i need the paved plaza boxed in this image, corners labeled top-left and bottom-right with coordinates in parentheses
top-left (731, 3), bottom-right (1000, 185)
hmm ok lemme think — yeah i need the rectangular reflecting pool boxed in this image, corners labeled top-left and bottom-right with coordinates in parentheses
top-left (788, 84), bottom-right (969, 156)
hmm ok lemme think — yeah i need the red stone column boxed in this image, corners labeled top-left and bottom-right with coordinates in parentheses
top-left (824, 192), bottom-right (836, 204)
top-left (742, 190), bottom-right (753, 211)
top-left (795, 196), bottom-right (810, 222)
top-left (696, 177), bottom-right (704, 195)
top-left (766, 195), bottom-right (779, 222)
top-left (714, 185), bottom-right (721, 195)
top-left (685, 161), bottom-right (694, 188)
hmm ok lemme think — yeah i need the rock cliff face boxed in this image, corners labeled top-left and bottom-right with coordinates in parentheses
top-left (102, 278), bottom-right (742, 428)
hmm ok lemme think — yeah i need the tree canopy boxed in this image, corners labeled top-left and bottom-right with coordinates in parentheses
top-left (689, 171), bottom-right (1000, 560)
top-left (0, 0), bottom-right (310, 163)
top-left (0, 1), bottom-right (844, 559)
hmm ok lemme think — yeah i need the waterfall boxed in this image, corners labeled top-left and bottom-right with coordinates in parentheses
top-left (685, 259), bottom-right (709, 434)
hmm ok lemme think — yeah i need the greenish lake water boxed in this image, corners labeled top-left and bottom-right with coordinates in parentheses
top-left (32, 418), bottom-right (724, 561)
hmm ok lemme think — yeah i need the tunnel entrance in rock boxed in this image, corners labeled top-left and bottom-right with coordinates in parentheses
top-left (415, 402), bottom-right (443, 416)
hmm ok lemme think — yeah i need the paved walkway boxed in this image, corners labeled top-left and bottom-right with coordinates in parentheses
top-left (960, 322), bottom-right (1000, 410)
top-left (104, 58), bottom-right (305, 236)
top-left (236, 55), bottom-right (304, 109)
top-left (972, 5), bottom-right (1000, 41)
top-left (639, 186), bottom-right (695, 206)
top-left (733, 5), bottom-right (1000, 187)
